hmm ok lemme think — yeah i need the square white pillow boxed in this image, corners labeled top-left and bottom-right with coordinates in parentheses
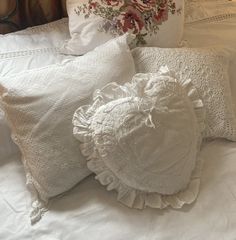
top-left (0, 34), bottom-right (136, 224)
top-left (0, 19), bottom-right (72, 160)
top-left (62, 0), bottom-right (185, 55)
top-left (132, 47), bottom-right (236, 141)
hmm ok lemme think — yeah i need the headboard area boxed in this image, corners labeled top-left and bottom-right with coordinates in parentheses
top-left (0, 0), bottom-right (67, 34)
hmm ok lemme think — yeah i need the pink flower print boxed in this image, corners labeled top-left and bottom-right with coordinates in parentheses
top-left (130, 0), bottom-right (156, 12)
top-left (101, 0), bottom-right (124, 7)
top-left (117, 6), bottom-right (144, 34)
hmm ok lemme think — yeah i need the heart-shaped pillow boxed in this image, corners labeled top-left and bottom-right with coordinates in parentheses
top-left (73, 67), bottom-right (205, 209)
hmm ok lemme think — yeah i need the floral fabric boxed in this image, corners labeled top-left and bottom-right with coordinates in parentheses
top-left (63, 0), bottom-right (184, 55)
top-left (75, 0), bottom-right (181, 45)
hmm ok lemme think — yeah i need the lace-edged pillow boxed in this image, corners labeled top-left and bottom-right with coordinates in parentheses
top-left (73, 68), bottom-right (205, 209)
top-left (132, 47), bottom-right (236, 141)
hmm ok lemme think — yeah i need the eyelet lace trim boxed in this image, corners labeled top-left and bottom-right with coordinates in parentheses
top-left (0, 47), bottom-right (60, 60)
top-left (132, 47), bottom-right (236, 141)
top-left (3, 18), bottom-right (68, 36)
top-left (186, 13), bottom-right (236, 25)
top-left (185, 1), bottom-right (236, 24)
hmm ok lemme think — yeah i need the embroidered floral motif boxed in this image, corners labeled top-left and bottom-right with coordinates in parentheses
top-left (74, 0), bottom-right (181, 45)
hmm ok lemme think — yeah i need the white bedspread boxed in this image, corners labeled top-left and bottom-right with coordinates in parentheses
top-left (1, 140), bottom-right (236, 239)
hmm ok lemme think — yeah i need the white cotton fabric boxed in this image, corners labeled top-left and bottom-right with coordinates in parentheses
top-left (132, 47), bottom-right (236, 141)
top-left (62, 0), bottom-right (185, 55)
top-left (0, 18), bottom-right (71, 161)
top-left (73, 68), bottom-right (205, 209)
top-left (0, 18), bottom-right (69, 53)
top-left (0, 34), bottom-right (136, 224)
top-left (185, 0), bottom-right (236, 24)
top-left (2, 132), bottom-right (236, 239)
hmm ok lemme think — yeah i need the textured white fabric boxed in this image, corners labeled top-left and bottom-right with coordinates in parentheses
top-left (0, 34), bottom-right (136, 224)
top-left (183, 15), bottom-right (236, 117)
top-left (62, 0), bottom-right (184, 55)
top-left (2, 13), bottom-right (236, 240)
top-left (185, 0), bottom-right (236, 23)
top-left (132, 47), bottom-right (236, 141)
top-left (0, 110), bottom-right (19, 160)
top-left (73, 68), bottom-right (205, 209)
top-left (0, 18), bottom-right (69, 53)
top-left (1, 137), bottom-right (236, 239)
top-left (0, 19), bottom-right (71, 161)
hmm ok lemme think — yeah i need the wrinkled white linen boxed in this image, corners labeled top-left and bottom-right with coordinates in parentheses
top-left (1, 140), bottom-right (236, 239)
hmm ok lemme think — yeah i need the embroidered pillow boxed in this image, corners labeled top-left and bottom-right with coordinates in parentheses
top-left (73, 68), bottom-right (205, 209)
top-left (0, 34), bottom-right (135, 224)
top-left (61, 0), bottom-right (185, 55)
top-left (132, 47), bottom-right (236, 141)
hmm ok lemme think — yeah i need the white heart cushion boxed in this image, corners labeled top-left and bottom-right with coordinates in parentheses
top-left (73, 68), bottom-right (206, 209)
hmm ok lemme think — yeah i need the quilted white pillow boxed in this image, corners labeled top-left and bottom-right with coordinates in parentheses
top-left (132, 47), bottom-right (236, 141)
top-left (62, 0), bottom-right (185, 55)
top-left (73, 68), bottom-right (205, 209)
top-left (0, 34), bottom-right (135, 223)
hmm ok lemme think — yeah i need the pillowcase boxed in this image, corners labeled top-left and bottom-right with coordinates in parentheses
top-left (61, 0), bottom-right (185, 55)
top-left (183, 14), bottom-right (236, 115)
top-left (0, 19), bottom-right (71, 160)
top-left (132, 47), bottom-right (236, 141)
top-left (73, 68), bottom-right (205, 209)
top-left (0, 18), bottom-right (69, 53)
top-left (0, 34), bottom-right (136, 224)
top-left (185, 0), bottom-right (236, 24)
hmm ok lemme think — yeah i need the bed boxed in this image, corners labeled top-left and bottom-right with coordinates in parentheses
top-left (1, 2), bottom-right (236, 240)
top-left (1, 138), bottom-right (236, 240)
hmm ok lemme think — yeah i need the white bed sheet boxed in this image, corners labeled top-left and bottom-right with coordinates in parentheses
top-left (1, 15), bottom-right (236, 240)
top-left (1, 140), bottom-right (236, 240)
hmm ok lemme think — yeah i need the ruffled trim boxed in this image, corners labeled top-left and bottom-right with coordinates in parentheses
top-left (157, 66), bottom-right (206, 133)
top-left (25, 169), bottom-right (48, 224)
top-left (73, 67), bottom-right (206, 209)
top-left (11, 134), bottom-right (48, 224)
